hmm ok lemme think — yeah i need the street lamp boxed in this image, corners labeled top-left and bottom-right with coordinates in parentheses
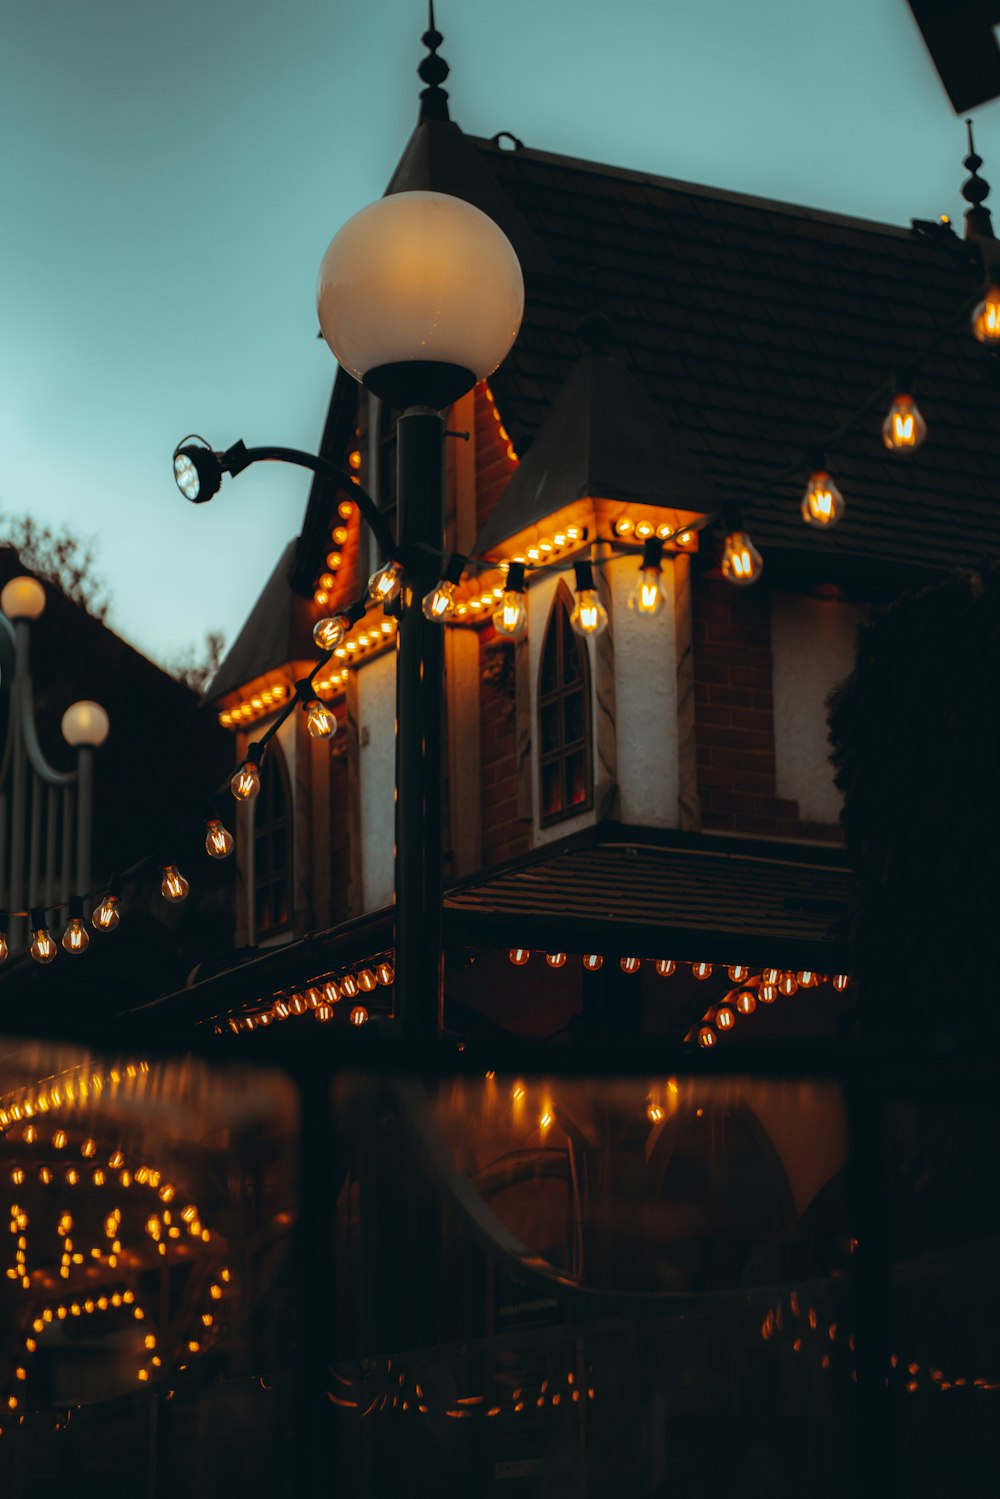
top-left (176, 188), bottom-right (523, 1042)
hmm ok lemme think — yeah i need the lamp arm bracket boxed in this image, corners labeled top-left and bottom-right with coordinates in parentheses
top-left (234, 445), bottom-right (397, 559)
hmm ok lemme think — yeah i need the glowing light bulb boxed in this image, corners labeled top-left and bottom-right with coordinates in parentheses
top-left (762, 968), bottom-right (779, 985)
top-left (628, 538), bottom-right (667, 616)
top-left (692, 961), bottom-right (713, 980)
top-left (546, 952), bottom-right (567, 968)
top-left (493, 563), bottom-right (528, 640)
top-left (508, 948), bottom-right (530, 966)
top-left (570, 561), bottom-right (608, 637)
top-left (356, 967), bottom-right (377, 993)
top-left (204, 819), bottom-right (234, 858)
top-left (647, 1102), bottom-right (664, 1123)
top-left (423, 580), bottom-right (458, 620)
top-left (972, 284), bottom-right (1000, 344)
top-left (0, 931), bottom-right (8, 963)
top-left (797, 971), bottom-right (818, 988)
top-left (619, 956), bottom-right (641, 974)
top-left (882, 392), bottom-right (926, 452)
top-left (61, 918), bottom-right (89, 955)
top-left (655, 959), bottom-right (677, 977)
top-left (721, 528), bottom-right (763, 585)
top-left (368, 559), bottom-right (404, 607)
top-left (29, 919), bottom-right (57, 965)
top-left (759, 982), bottom-right (777, 1004)
top-left (715, 1005), bottom-right (735, 1031)
top-left (305, 699), bottom-right (337, 740)
top-left (778, 972), bottom-right (798, 997)
top-left (340, 973), bottom-right (359, 998)
top-left (735, 989), bottom-right (757, 1015)
top-left (697, 1025), bottom-right (717, 1049)
top-left (160, 865), bottom-right (189, 903)
top-left (801, 471), bottom-right (845, 528)
top-left (313, 614), bottom-right (351, 651)
top-left (92, 894), bottom-right (120, 931)
top-left (349, 1005), bottom-right (368, 1026)
top-left (582, 953), bottom-right (603, 971)
top-left (375, 961), bottom-right (394, 986)
top-left (832, 973), bottom-right (851, 992)
top-left (231, 758), bottom-right (261, 802)
top-left (728, 964), bottom-right (750, 983)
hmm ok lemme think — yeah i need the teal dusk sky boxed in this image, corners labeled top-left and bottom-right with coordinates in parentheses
top-left (2, 0), bottom-right (996, 671)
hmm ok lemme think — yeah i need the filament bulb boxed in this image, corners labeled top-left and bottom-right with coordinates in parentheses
top-left (629, 538), bottom-right (666, 616)
top-left (0, 931), bottom-right (8, 963)
top-left (728, 964), bottom-right (750, 983)
top-left (231, 760), bottom-right (261, 802)
top-left (30, 925), bottom-right (57, 965)
top-left (367, 559), bottom-right (404, 607)
top-left (582, 953), bottom-right (603, 971)
top-left (801, 470), bottom-right (845, 528)
top-left (160, 865), bottom-right (189, 903)
top-left (655, 959), bottom-right (677, 977)
top-left (721, 528), bottom-right (763, 585)
top-left (205, 819), bottom-right (234, 858)
top-left (715, 1005), bottom-right (735, 1031)
top-left (697, 1025), bottom-right (717, 1049)
top-left (349, 1005), bottom-right (368, 1027)
top-left (508, 948), bottom-right (530, 966)
top-left (92, 895), bottom-right (120, 931)
top-left (619, 956), bottom-right (641, 974)
top-left (313, 614), bottom-right (350, 651)
top-left (305, 699), bottom-right (337, 740)
top-left (735, 989), bottom-right (757, 1015)
top-left (972, 284), bottom-right (1000, 345)
top-left (881, 393), bottom-right (926, 452)
top-left (422, 579), bottom-right (458, 621)
top-left (61, 919), bottom-right (89, 955)
top-left (570, 589), bottom-right (608, 637)
top-left (493, 562), bottom-right (528, 640)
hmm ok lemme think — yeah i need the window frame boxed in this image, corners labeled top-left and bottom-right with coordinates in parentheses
top-left (537, 582), bottom-right (594, 828)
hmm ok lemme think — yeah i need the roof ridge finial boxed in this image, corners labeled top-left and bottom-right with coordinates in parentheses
top-left (962, 117), bottom-right (994, 240)
top-left (418, 1), bottom-right (450, 123)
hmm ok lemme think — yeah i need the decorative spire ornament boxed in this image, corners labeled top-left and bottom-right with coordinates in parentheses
top-left (962, 118), bottom-right (994, 241)
top-left (418, 1), bottom-right (450, 123)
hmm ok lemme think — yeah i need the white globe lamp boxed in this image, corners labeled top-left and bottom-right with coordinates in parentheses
top-left (61, 700), bottom-right (110, 748)
top-left (316, 190), bottom-right (525, 410)
top-left (1, 576), bottom-right (46, 621)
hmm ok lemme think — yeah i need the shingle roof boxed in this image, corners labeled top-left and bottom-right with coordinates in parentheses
top-left (445, 833), bottom-right (851, 968)
top-left (475, 139), bottom-right (1000, 580)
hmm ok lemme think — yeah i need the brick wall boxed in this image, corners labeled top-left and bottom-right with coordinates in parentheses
top-left (479, 629), bottom-right (531, 869)
top-left (692, 576), bottom-right (841, 843)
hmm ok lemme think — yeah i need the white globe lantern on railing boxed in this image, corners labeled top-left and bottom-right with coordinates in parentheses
top-left (61, 700), bottom-right (110, 748)
top-left (316, 190), bottom-right (525, 410)
top-left (1, 576), bottom-right (46, 621)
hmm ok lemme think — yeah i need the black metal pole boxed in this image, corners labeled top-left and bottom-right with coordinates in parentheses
top-left (393, 407), bottom-right (445, 1045)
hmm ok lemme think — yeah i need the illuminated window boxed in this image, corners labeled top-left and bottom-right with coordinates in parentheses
top-left (538, 584), bottom-right (593, 825)
top-left (253, 742), bottom-right (292, 938)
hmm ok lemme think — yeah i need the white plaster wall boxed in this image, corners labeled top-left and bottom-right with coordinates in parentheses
top-left (608, 555), bottom-right (679, 828)
top-left (527, 571), bottom-right (597, 846)
top-left (357, 651), bottom-right (397, 911)
top-left (771, 592), bottom-right (865, 825)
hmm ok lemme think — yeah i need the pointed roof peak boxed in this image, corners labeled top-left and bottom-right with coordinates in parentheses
top-left (418, 1), bottom-right (450, 122)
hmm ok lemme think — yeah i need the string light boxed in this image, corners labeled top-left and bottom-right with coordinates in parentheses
top-left (0, 926), bottom-right (7, 964)
top-left (61, 898), bottom-right (89, 955)
top-left (582, 953), bottom-right (603, 971)
top-left (349, 1006), bottom-right (368, 1026)
top-left (422, 553), bottom-right (466, 621)
top-left (882, 390), bottom-right (926, 452)
top-left (160, 866), bottom-right (189, 903)
top-left (205, 819), bottom-right (234, 859)
top-left (715, 1004), bottom-right (735, 1031)
top-left (304, 699), bottom-right (337, 741)
top-left (545, 953), bottom-right (566, 968)
top-left (972, 283), bottom-right (1000, 345)
top-left (619, 956), bottom-right (641, 974)
top-left (721, 526), bottom-right (763, 585)
top-left (628, 538), bottom-right (667, 616)
top-left (29, 912), bottom-right (56, 965)
top-left (728, 964), bottom-right (750, 983)
top-left (691, 962), bottom-right (713, 980)
top-left (92, 893), bottom-right (120, 931)
top-left (367, 559), bottom-right (404, 607)
top-left (231, 750), bottom-right (262, 803)
top-left (697, 1025), bottom-right (717, 1049)
top-left (493, 562), bottom-right (528, 639)
top-left (569, 561), bottom-right (608, 638)
top-left (735, 989), bottom-right (757, 1015)
top-left (655, 959), bottom-right (676, 977)
top-left (314, 600), bottom-right (366, 651)
top-left (801, 468), bottom-right (845, 528)
top-left (508, 948), bottom-right (530, 966)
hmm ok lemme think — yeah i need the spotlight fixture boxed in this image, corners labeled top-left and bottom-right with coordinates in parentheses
top-left (171, 437), bottom-right (251, 504)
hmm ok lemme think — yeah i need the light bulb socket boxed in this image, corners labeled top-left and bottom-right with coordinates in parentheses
top-left (639, 538), bottom-right (664, 570)
top-left (805, 450), bottom-right (827, 476)
top-left (30, 907), bottom-right (47, 933)
top-left (504, 561), bottom-right (527, 594)
top-left (68, 895), bottom-right (84, 922)
top-left (0, 908), bottom-right (8, 932)
top-left (245, 741), bottom-right (264, 767)
top-left (442, 552), bottom-right (466, 586)
top-left (294, 677), bottom-right (317, 704)
top-left (573, 560), bottom-right (597, 593)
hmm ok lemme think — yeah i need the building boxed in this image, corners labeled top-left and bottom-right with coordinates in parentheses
top-left (1, 17), bottom-right (998, 1496)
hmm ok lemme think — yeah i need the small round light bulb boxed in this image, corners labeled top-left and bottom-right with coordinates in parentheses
top-left (160, 865), bottom-right (189, 903)
top-left (368, 559), bottom-right (404, 607)
top-left (314, 615), bottom-right (351, 651)
top-left (493, 563), bottom-right (528, 640)
top-left (231, 759), bottom-right (261, 802)
top-left (801, 470), bottom-right (845, 528)
top-left (205, 819), bottom-right (235, 858)
top-left (349, 1005), bottom-right (368, 1027)
top-left (881, 392), bottom-right (926, 452)
top-left (972, 284), bottom-right (1000, 345)
top-left (508, 948), bottom-right (530, 966)
top-left (92, 894), bottom-right (120, 931)
top-left (655, 959), bottom-right (677, 977)
top-left (305, 699), bottom-right (337, 740)
top-left (423, 580), bottom-right (458, 620)
top-left (30, 917), bottom-right (57, 965)
top-left (570, 561), bottom-right (608, 638)
top-left (62, 918), bottom-right (89, 955)
top-left (721, 528), bottom-right (764, 585)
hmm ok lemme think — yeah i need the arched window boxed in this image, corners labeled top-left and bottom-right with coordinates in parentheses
top-left (254, 742), bottom-right (292, 938)
top-left (538, 584), bottom-right (593, 825)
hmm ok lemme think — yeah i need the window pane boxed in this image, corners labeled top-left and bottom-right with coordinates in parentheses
top-left (563, 690), bottom-right (584, 746)
top-left (542, 760), bottom-right (562, 817)
top-left (541, 701), bottom-right (560, 755)
top-left (566, 749), bottom-right (586, 805)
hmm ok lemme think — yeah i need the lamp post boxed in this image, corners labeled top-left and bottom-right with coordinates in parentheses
top-left (180, 190), bottom-right (523, 1042)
